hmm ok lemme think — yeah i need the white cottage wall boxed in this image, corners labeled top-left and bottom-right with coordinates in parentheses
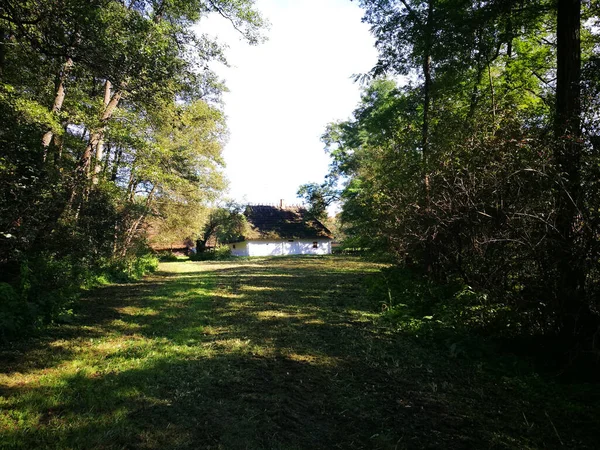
top-left (228, 240), bottom-right (332, 257)
top-left (246, 239), bottom-right (331, 256)
top-left (247, 240), bottom-right (283, 257)
top-left (228, 241), bottom-right (248, 257)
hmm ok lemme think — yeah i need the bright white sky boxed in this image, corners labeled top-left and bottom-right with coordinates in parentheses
top-left (202, 0), bottom-right (377, 206)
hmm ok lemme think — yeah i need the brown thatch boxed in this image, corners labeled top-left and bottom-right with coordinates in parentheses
top-left (233, 205), bottom-right (333, 242)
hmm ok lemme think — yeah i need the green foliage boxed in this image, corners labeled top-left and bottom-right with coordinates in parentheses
top-left (98, 254), bottom-right (160, 284)
top-left (189, 245), bottom-right (232, 261)
top-left (314, 1), bottom-right (600, 350)
top-left (0, 0), bottom-right (266, 337)
top-left (197, 203), bottom-right (250, 250)
top-left (371, 267), bottom-right (522, 339)
top-left (0, 253), bottom-right (159, 337)
top-left (296, 181), bottom-right (338, 221)
top-left (156, 251), bottom-right (181, 262)
top-left (0, 282), bottom-right (24, 337)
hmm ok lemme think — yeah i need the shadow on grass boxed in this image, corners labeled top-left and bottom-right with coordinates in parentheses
top-left (1, 257), bottom-right (598, 449)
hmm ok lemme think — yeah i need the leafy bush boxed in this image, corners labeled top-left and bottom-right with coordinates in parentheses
top-left (0, 282), bottom-right (24, 337)
top-left (157, 251), bottom-right (180, 262)
top-left (190, 246), bottom-right (232, 261)
top-left (0, 252), bottom-right (159, 338)
top-left (23, 257), bottom-right (82, 326)
top-left (91, 254), bottom-right (159, 285)
top-left (369, 266), bottom-right (520, 339)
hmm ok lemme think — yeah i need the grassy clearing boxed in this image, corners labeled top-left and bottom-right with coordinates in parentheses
top-left (0, 255), bottom-right (598, 449)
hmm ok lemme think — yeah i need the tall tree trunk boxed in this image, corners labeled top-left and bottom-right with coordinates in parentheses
top-left (79, 83), bottom-right (122, 176)
top-left (554, 0), bottom-right (586, 337)
top-left (421, 0), bottom-right (434, 274)
top-left (0, 26), bottom-right (5, 78)
top-left (92, 80), bottom-right (112, 185)
top-left (469, 64), bottom-right (485, 119)
top-left (42, 57), bottom-right (73, 159)
top-left (111, 147), bottom-right (123, 181)
top-left (488, 62), bottom-right (496, 124)
top-left (422, 0), bottom-right (433, 198)
top-left (103, 142), bottom-right (112, 174)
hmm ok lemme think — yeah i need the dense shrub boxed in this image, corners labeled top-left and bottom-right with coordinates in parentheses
top-left (157, 251), bottom-right (181, 262)
top-left (0, 253), bottom-right (159, 338)
top-left (369, 266), bottom-right (527, 340)
top-left (0, 282), bottom-right (24, 338)
top-left (190, 246), bottom-right (232, 261)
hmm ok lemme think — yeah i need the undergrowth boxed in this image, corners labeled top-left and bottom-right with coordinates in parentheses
top-left (189, 246), bottom-right (232, 261)
top-left (367, 265), bottom-right (600, 381)
top-left (0, 252), bottom-right (158, 339)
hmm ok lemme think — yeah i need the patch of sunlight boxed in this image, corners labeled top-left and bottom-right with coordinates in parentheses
top-left (2, 338), bottom-right (179, 386)
top-left (186, 262), bottom-right (256, 272)
top-left (286, 352), bottom-right (341, 367)
top-left (109, 319), bottom-right (142, 330)
top-left (256, 310), bottom-right (309, 320)
top-left (92, 336), bottom-right (149, 354)
top-left (163, 274), bottom-right (208, 279)
top-left (304, 318), bottom-right (326, 325)
top-left (216, 273), bottom-right (294, 278)
top-left (214, 292), bottom-right (243, 299)
top-left (211, 338), bottom-right (253, 352)
top-left (347, 310), bottom-right (379, 319)
top-left (241, 285), bottom-right (283, 292)
top-left (201, 325), bottom-right (228, 336)
top-left (221, 300), bottom-right (254, 310)
top-left (153, 287), bottom-right (209, 300)
top-left (158, 261), bottom-right (208, 274)
top-left (114, 306), bottom-right (158, 316)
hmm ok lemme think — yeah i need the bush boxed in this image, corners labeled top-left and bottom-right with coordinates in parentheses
top-left (0, 252), bottom-right (159, 338)
top-left (92, 253), bottom-right (159, 285)
top-left (0, 282), bottom-right (24, 338)
top-left (24, 257), bottom-right (81, 326)
top-left (157, 251), bottom-right (180, 262)
top-left (368, 266), bottom-right (520, 340)
top-left (190, 246), bottom-right (232, 261)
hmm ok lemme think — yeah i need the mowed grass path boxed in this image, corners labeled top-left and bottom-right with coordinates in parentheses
top-left (1, 256), bottom-right (597, 449)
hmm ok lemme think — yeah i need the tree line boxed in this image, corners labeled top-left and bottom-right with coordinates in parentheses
top-left (301, 0), bottom-right (600, 353)
top-left (0, 0), bottom-right (265, 336)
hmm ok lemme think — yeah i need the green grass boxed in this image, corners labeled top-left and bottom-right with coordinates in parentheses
top-left (1, 256), bottom-right (598, 449)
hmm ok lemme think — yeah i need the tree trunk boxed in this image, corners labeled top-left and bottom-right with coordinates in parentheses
top-left (79, 83), bottom-right (122, 176)
top-left (42, 58), bottom-right (73, 159)
top-left (554, 0), bottom-right (587, 337)
top-left (421, 0), bottom-right (434, 274)
top-left (422, 0), bottom-right (433, 197)
top-left (111, 147), bottom-right (123, 181)
top-left (0, 26), bottom-right (5, 78)
top-left (92, 80), bottom-right (112, 184)
top-left (488, 62), bottom-right (496, 124)
top-left (103, 142), bottom-right (112, 174)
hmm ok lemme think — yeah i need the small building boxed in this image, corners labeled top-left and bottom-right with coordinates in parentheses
top-left (225, 205), bottom-right (333, 257)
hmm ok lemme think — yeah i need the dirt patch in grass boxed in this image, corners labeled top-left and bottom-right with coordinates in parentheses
top-left (1, 256), bottom-right (598, 449)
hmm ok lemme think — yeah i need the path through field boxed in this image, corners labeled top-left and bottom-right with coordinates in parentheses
top-left (1, 257), bottom-right (597, 449)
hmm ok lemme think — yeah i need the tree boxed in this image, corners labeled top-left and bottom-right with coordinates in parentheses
top-left (0, 0), bottom-right (266, 334)
top-left (296, 181), bottom-right (338, 221)
top-left (197, 203), bottom-right (249, 251)
top-left (317, 0), bottom-right (600, 346)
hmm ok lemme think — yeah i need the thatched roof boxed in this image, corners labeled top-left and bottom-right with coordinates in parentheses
top-left (234, 205), bottom-right (333, 242)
